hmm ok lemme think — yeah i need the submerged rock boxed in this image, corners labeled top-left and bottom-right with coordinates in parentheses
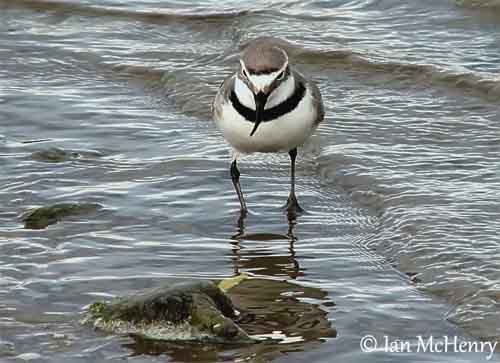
top-left (83, 280), bottom-right (255, 344)
top-left (31, 147), bottom-right (103, 163)
top-left (0, 339), bottom-right (16, 357)
top-left (82, 274), bottom-right (337, 351)
top-left (31, 147), bottom-right (79, 162)
top-left (22, 203), bottom-right (102, 229)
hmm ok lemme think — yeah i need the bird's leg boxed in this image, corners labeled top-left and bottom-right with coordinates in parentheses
top-left (231, 159), bottom-right (248, 215)
top-left (283, 147), bottom-right (304, 215)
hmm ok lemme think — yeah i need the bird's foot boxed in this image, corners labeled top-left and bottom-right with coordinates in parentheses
top-left (232, 208), bottom-right (248, 240)
top-left (282, 195), bottom-right (305, 216)
top-left (239, 207), bottom-right (248, 218)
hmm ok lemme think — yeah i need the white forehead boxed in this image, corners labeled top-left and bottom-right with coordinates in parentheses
top-left (240, 59), bottom-right (287, 90)
top-left (249, 72), bottom-right (280, 89)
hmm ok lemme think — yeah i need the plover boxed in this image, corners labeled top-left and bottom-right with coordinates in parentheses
top-left (212, 37), bottom-right (324, 215)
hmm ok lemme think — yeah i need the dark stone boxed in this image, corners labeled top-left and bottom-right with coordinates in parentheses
top-left (23, 203), bottom-right (101, 229)
top-left (87, 280), bottom-right (254, 344)
top-left (31, 147), bottom-right (79, 162)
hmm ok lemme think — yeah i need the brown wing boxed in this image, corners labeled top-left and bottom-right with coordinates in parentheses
top-left (212, 75), bottom-right (235, 121)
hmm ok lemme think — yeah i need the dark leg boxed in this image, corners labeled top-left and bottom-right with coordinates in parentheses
top-left (231, 208), bottom-right (247, 240)
top-left (231, 159), bottom-right (247, 215)
top-left (283, 147), bottom-right (304, 215)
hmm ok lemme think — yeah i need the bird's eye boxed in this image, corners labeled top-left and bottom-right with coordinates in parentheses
top-left (276, 71), bottom-right (285, 81)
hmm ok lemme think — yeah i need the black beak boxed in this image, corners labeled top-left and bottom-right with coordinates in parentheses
top-left (250, 91), bottom-right (268, 136)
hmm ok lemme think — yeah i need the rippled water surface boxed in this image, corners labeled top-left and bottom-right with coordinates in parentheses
top-left (1, 0), bottom-right (500, 362)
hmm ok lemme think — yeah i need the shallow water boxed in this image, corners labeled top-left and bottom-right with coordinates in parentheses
top-left (1, 0), bottom-right (500, 362)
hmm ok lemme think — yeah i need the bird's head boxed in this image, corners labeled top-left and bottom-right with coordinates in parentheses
top-left (238, 43), bottom-right (290, 136)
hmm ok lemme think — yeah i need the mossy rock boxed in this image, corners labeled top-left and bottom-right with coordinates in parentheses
top-left (23, 203), bottom-right (102, 229)
top-left (31, 147), bottom-right (80, 162)
top-left (83, 280), bottom-right (254, 344)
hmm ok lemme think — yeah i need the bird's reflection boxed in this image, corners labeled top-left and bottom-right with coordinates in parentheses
top-left (224, 212), bottom-right (337, 355)
top-left (124, 211), bottom-right (337, 362)
top-left (229, 211), bottom-right (303, 279)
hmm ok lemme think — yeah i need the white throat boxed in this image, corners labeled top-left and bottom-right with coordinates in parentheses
top-left (248, 71), bottom-right (280, 91)
top-left (234, 77), bottom-right (255, 109)
top-left (233, 74), bottom-right (296, 110)
top-left (266, 75), bottom-right (295, 109)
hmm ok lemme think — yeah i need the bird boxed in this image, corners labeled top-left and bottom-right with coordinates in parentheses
top-left (212, 37), bottom-right (324, 216)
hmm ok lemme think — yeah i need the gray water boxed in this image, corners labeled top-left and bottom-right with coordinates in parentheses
top-left (1, 0), bottom-right (500, 362)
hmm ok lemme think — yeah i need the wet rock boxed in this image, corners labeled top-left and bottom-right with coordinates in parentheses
top-left (22, 203), bottom-right (102, 229)
top-left (82, 274), bottom-right (337, 351)
top-left (83, 280), bottom-right (255, 344)
top-left (0, 339), bottom-right (16, 357)
top-left (31, 147), bottom-right (80, 162)
top-left (115, 277), bottom-right (337, 359)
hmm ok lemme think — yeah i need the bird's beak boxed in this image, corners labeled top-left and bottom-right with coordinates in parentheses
top-left (250, 91), bottom-right (268, 136)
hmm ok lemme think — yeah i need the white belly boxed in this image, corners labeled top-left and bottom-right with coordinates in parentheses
top-left (214, 88), bottom-right (319, 154)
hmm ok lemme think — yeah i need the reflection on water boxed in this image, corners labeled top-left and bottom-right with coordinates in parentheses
top-left (231, 213), bottom-right (302, 279)
top-left (124, 215), bottom-right (336, 362)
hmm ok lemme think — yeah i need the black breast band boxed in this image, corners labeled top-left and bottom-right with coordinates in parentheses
top-left (229, 83), bottom-right (306, 123)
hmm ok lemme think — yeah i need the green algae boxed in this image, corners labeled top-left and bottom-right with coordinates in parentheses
top-left (83, 280), bottom-right (255, 344)
top-left (217, 273), bottom-right (249, 292)
top-left (89, 301), bottom-right (107, 317)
